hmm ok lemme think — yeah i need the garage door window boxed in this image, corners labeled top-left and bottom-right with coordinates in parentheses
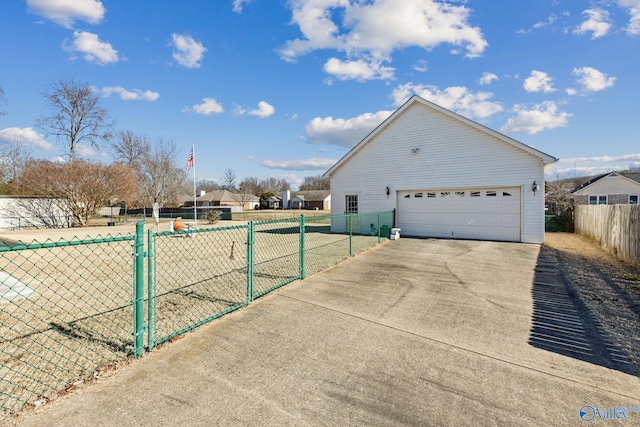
top-left (486, 191), bottom-right (497, 197)
top-left (470, 191), bottom-right (480, 197)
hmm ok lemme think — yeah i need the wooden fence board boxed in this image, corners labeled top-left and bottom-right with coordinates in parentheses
top-left (575, 204), bottom-right (640, 266)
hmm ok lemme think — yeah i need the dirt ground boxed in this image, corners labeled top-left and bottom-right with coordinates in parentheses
top-left (544, 232), bottom-right (640, 372)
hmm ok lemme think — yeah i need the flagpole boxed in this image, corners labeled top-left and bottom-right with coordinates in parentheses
top-left (192, 144), bottom-right (197, 228)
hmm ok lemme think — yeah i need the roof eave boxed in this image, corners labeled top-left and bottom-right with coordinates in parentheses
top-left (323, 95), bottom-right (558, 177)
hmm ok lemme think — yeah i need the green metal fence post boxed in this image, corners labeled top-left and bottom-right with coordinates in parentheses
top-left (299, 214), bottom-right (305, 280)
top-left (147, 228), bottom-right (155, 352)
top-left (246, 221), bottom-right (254, 304)
top-left (133, 221), bottom-right (145, 357)
top-left (349, 215), bottom-right (353, 257)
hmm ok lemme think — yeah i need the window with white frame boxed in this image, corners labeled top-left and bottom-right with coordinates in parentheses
top-left (589, 195), bottom-right (607, 205)
top-left (630, 195), bottom-right (639, 205)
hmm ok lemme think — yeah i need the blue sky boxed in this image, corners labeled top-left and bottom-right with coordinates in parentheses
top-left (1, 0), bottom-right (639, 188)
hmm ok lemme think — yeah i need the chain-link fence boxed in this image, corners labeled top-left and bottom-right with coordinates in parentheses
top-left (0, 234), bottom-right (136, 416)
top-left (1, 211), bottom-right (394, 417)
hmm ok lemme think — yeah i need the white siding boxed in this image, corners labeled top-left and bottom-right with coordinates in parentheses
top-left (573, 175), bottom-right (640, 196)
top-left (330, 103), bottom-right (546, 243)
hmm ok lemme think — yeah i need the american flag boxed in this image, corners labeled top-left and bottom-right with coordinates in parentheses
top-left (186, 150), bottom-right (194, 170)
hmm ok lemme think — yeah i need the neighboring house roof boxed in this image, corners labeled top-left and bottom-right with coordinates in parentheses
top-left (291, 190), bottom-right (330, 201)
top-left (571, 171), bottom-right (640, 194)
top-left (196, 190), bottom-right (259, 203)
top-left (323, 94), bottom-right (558, 178)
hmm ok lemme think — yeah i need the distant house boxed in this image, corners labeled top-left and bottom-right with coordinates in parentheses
top-left (282, 190), bottom-right (331, 210)
top-left (571, 171), bottom-right (640, 206)
top-left (186, 190), bottom-right (260, 210)
top-left (265, 195), bottom-right (281, 209)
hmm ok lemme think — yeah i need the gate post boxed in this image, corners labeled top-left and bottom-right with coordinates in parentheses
top-left (133, 221), bottom-right (145, 357)
top-left (349, 215), bottom-right (353, 257)
top-left (299, 214), bottom-right (305, 280)
top-left (147, 228), bottom-right (155, 352)
top-left (246, 222), bottom-right (254, 304)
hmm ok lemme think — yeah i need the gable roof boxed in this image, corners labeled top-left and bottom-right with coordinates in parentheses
top-left (196, 190), bottom-right (259, 202)
top-left (571, 171), bottom-right (640, 194)
top-left (291, 190), bottom-right (330, 201)
top-left (323, 94), bottom-right (558, 178)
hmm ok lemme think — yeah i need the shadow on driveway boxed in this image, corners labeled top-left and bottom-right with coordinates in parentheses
top-left (528, 246), bottom-right (638, 376)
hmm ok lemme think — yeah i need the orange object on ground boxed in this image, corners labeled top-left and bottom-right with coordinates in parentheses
top-left (173, 220), bottom-right (185, 231)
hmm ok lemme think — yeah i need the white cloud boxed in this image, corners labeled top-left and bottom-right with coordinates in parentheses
top-left (564, 153), bottom-right (640, 164)
top-left (64, 31), bottom-right (118, 65)
top-left (413, 60), bottom-right (428, 73)
top-left (572, 66), bottom-right (616, 92)
top-left (523, 70), bottom-right (556, 93)
top-left (0, 127), bottom-right (54, 150)
top-left (573, 9), bottom-right (611, 39)
top-left (517, 14), bottom-right (560, 34)
top-left (233, 101), bottom-right (276, 118)
top-left (27, 0), bottom-right (105, 28)
top-left (249, 101), bottom-right (275, 118)
top-left (305, 110), bottom-right (394, 147)
top-left (261, 158), bottom-right (338, 170)
top-left (615, 0), bottom-right (640, 35)
top-left (390, 83), bottom-right (503, 120)
top-left (280, 0), bottom-right (487, 81)
top-left (479, 72), bottom-right (498, 86)
top-left (232, 0), bottom-right (252, 13)
top-left (501, 101), bottom-right (571, 135)
top-left (98, 86), bottom-right (159, 101)
top-left (75, 144), bottom-right (100, 157)
top-left (323, 57), bottom-right (395, 81)
top-left (548, 153), bottom-right (640, 179)
top-left (534, 14), bottom-right (559, 30)
top-left (171, 33), bottom-right (207, 68)
top-left (186, 98), bottom-right (224, 115)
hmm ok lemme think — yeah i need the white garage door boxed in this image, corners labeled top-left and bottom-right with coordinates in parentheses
top-left (397, 188), bottom-right (521, 242)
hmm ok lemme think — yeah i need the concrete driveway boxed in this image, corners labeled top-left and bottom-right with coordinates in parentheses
top-left (15, 238), bottom-right (640, 426)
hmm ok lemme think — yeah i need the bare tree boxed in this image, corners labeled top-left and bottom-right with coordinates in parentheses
top-left (18, 160), bottom-right (138, 226)
top-left (239, 176), bottom-right (260, 195)
top-left (237, 177), bottom-right (260, 210)
top-left (259, 176), bottom-right (290, 194)
top-left (0, 138), bottom-right (32, 194)
top-left (110, 130), bottom-right (150, 168)
top-left (221, 168), bottom-right (237, 192)
top-left (299, 174), bottom-right (330, 191)
top-left (37, 79), bottom-right (113, 163)
top-left (196, 179), bottom-right (220, 194)
top-left (137, 139), bottom-right (187, 207)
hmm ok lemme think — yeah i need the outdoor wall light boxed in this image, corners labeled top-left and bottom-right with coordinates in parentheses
top-left (532, 180), bottom-right (539, 195)
top-left (411, 148), bottom-right (420, 154)
top-left (386, 186), bottom-right (390, 197)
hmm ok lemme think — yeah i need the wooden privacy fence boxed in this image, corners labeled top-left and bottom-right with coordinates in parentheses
top-left (575, 204), bottom-right (640, 266)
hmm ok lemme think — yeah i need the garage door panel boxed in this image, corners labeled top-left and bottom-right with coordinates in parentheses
top-left (397, 187), bottom-right (521, 242)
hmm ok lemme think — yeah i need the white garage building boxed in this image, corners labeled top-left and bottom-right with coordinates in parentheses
top-left (323, 95), bottom-right (557, 244)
